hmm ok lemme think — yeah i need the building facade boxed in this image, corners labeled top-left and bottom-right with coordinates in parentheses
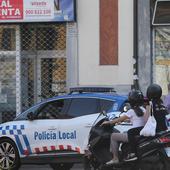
top-left (138, 0), bottom-right (170, 95)
top-left (74, 0), bottom-right (134, 89)
top-left (0, 0), bottom-right (72, 122)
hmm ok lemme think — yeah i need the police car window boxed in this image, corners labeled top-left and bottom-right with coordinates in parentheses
top-left (15, 105), bottom-right (39, 120)
top-left (37, 99), bottom-right (68, 119)
top-left (67, 98), bottom-right (100, 117)
top-left (100, 99), bottom-right (116, 113)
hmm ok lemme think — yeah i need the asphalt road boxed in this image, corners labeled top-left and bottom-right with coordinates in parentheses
top-left (20, 164), bottom-right (83, 170)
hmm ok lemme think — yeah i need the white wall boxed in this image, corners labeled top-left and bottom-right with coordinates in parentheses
top-left (77, 0), bottom-right (134, 86)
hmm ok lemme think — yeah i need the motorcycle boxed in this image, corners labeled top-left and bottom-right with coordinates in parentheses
top-left (84, 112), bottom-right (170, 170)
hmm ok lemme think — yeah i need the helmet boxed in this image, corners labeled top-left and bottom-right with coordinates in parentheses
top-left (146, 84), bottom-right (162, 100)
top-left (128, 90), bottom-right (144, 106)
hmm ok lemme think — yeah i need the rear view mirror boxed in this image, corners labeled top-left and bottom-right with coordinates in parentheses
top-left (27, 112), bottom-right (35, 121)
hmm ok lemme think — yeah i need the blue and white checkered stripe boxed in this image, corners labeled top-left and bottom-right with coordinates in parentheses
top-left (0, 125), bottom-right (24, 135)
top-left (0, 125), bottom-right (32, 155)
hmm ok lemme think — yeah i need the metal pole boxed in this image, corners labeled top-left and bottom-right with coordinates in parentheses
top-left (133, 0), bottom-right (139, 90)
top-left (16, 26), bottom-right (22, 115)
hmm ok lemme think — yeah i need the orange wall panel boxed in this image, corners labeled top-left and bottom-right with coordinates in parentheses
top-left (100, 0), bottom-right (118, 65)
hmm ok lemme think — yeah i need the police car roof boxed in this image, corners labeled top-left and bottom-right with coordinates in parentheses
top-left (29, 87), bottom-right (128, 108)
top-left (50, 92), bottom-right (128, 102)
top-left (17, 92), bottom-right (128, 117)
top-left (69, 87), bottom-right (116, 94)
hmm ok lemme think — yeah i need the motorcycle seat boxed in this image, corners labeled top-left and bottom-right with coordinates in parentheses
top-left (135, 135), bottom-right (154, 144)
top-left (135, 130), bottom-right (170, 144)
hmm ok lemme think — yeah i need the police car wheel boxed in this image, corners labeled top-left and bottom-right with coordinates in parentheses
top-left (50, 163), bottom-right (74, 170)
top-left (0, 138), bottom-right (20, 170)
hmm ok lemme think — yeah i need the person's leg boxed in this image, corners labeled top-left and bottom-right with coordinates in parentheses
top-left (110, 132), bottom-right (128, 159)
top-left (128, 126), bottom-right (143, 153)
top-left (108, 132), bottom-right (128, 164)
top-left (125, 126), bottom-right (144, 161)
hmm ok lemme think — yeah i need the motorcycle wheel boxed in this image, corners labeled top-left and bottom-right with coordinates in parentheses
top-left (50, 163), bottom-right (74, 170)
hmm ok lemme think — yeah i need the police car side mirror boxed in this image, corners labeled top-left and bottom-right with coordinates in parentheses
top-left (27, 112), bottom-right (35, 121)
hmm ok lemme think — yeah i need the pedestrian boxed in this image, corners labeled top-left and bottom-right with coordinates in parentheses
top-left (101, 90), bottom-right (147, 165)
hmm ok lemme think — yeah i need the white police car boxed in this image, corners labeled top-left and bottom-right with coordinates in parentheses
top-left (0, 87), bottom-right (128, 170)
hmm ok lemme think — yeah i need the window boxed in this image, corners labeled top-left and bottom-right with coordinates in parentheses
top-left (15, 105), bottom-right (39, 120)
top-left (21, 24), bottom-right (66, 51)
top-left (100, 99), bottom-right (117, 113)
top-left (152, 0), bottom-right (170, 25)
top-left (1, 28), bottom-right (15, 51)
top-left (67, 98), bottom-right (100, 117)
top-left (36, 99), bottom-right (70, 119)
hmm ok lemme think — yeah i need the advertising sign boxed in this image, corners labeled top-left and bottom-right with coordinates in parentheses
top-left (0, 0), bottom-right (23, 20)
top-left (0, 0), bottom-right (76, 22)
top-left (24, 0), bottom-right (54, 20)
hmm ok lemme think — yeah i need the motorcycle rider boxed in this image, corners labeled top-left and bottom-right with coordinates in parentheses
top-left (126, 84), bottom-right (169, 162)
top-left (101, 90), bottom-right (147, 165)
top-left (146, 84), bottom-right (168, 133)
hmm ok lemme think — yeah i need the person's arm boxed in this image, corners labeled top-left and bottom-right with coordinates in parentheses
top-left (101, 115), bottom-right (129, 126)
top-left (144, 105), bottom-right (150, 122)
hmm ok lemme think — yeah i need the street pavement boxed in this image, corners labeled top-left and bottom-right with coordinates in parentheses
top-left (20, 164), bottom-right (83, 170)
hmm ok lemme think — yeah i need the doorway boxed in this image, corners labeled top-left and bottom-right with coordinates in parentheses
top-left (20, 24), bottom-right (67, 112)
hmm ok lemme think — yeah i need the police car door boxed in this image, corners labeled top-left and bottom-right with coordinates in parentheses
top-left (24, 98), bottom-right (70, 155)
top-left (61, 98), bottom-right (101, 153)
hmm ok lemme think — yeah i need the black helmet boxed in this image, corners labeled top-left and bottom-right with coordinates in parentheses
top-left (128, 90), bottom-right (144, 106)
top-left (146, 84), bottom-right (162, 100)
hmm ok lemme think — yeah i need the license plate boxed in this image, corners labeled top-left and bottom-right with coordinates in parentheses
top-left (165, 147), bottom-right (170, 157)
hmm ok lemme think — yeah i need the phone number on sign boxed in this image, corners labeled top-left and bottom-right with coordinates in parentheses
top-left (25, 10), bottom-right (52, 15)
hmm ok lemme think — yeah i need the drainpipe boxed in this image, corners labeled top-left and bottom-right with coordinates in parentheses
top-left (133, 0), bottom-right (139, 90)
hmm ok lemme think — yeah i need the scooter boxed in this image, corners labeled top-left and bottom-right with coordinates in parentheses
top-left (84, 112), bottom-right (170, 170)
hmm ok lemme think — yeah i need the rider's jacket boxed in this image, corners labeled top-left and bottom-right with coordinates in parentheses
top-left (152, 100), bottom-right (168, 132)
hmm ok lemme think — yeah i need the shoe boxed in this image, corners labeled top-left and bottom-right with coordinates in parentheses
top-left (106, 159), bottom-right (119, 165)
top-left (124, 153), bottom-right (137, 162)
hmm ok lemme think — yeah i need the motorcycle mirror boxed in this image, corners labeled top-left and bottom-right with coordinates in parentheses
top-left (123, 103), bottom-right (131, 112)
top-left (123, 106), bottom-right (128, 112)
top-left (101, 110), bottom-right (107, 116)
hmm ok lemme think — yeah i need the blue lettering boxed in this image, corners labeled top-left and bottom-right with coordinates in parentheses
top-left (59, 131), bottom-right (62, 139)
top-left (63, 133), bottom-right (67, 139)
top-left (34, 131), bottom-right (57, 140)
top-left (34, 130), bottom-right (76, 140)
top-left (39, 133), bottom-right (42, 140)
top-left (53, 133), bottom-right (57, 139)
top-left (58, 130), bottom-right (76, 139)
top-left (47, 133), bottom-right (50, 140)
top-left (34, 132), bottom-right (38, 140)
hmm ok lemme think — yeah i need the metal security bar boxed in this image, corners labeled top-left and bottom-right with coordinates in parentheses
top-left (0, 26), bottom-right (16, 122)
top-left (0, 23), bottom-right (67, 122)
